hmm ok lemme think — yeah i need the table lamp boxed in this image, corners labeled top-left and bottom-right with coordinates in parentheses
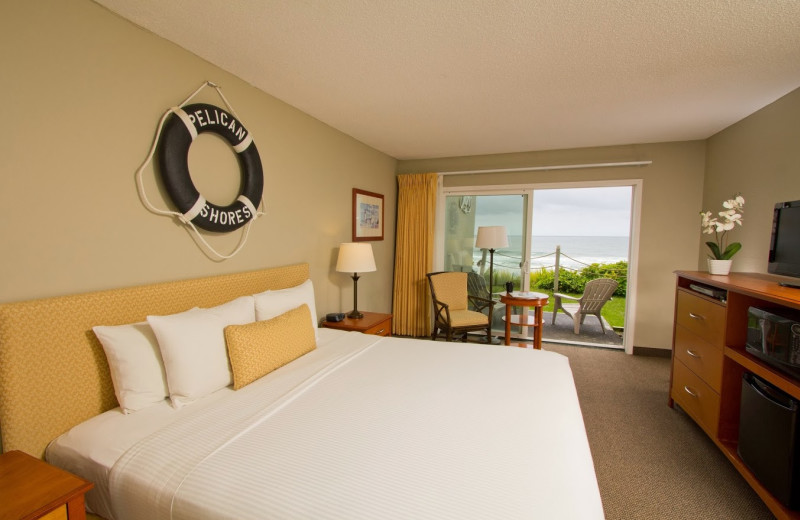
top-left (475, 226), bottom-right (509, 294)
top-left (336, 242), bottom-right (376, 319)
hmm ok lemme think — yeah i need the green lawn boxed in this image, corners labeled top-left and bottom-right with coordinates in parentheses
top-left (489, 268), bottom-right (628, 330)
top-left (531, 289), bottom-right (626, 329)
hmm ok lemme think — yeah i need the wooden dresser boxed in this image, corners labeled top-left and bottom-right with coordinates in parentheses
top-left (669, 271), bottom-right (800, 519)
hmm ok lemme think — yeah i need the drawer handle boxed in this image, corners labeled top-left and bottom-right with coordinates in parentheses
top-left (688, 312), bottom-right (704, 320)
top-left (376, 328), bottom-right (386, 334)
top-left (686, 349), bottom-right (701, 358)
top-left (683, 385), bottom-right (699, 398)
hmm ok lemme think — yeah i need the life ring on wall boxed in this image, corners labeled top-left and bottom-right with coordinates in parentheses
top-left (156, 103), bottom-right (263, 232)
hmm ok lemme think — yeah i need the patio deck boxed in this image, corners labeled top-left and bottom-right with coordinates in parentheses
top-left (541, 311), bottom-right (622, 347)
top-left (491, 309), bottom-right (623, 348)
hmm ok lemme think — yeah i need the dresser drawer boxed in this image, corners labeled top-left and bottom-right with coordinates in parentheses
top-left (671, 358), bottom-right (721, 437)
top-left (675, 290), bottom-right (726, 348)
top-left (673, 324), bottom-right (723, 392)
top-left (364, 317), bottom-right (391, 336)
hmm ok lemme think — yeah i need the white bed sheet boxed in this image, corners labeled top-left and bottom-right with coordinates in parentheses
top-left (50, 328), bottom-right (603, 519)
top-left (46, 387), bottom-right (233, 519)
top-left (46, 328), bottom-right (345, 519)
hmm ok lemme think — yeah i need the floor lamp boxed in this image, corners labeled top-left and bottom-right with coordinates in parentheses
top-left (336, 242), bottom-right (376, 319)
top-left (475, 226), bottom-right (508, 345)
top-left (475, 226), bottom-right (509, 294)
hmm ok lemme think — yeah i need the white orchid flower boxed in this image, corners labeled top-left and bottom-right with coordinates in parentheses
top-left (723, 197), bottom-right (745, 211)
top-left (701, 194), bottom-right (745, 260)
top-left (723, 196), bottom-right (745, 210)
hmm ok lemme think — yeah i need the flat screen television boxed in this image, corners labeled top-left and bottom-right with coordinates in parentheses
top-left (768, 200), bottom-right (800, 287)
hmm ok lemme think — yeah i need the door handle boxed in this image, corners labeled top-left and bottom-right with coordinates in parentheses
top-left (684, 386), bottom-right (699, 398)
top-left (688, 312), bottom-right (704, 320)
top-left (686, 349), bottom-right (701, 358)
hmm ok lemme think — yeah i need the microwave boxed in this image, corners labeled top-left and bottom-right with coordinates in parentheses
top-left (746, 307), bottom-right (800, 378)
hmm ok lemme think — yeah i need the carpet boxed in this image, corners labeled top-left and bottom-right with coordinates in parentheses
top-left (545, 343), bottom-right (773, 519)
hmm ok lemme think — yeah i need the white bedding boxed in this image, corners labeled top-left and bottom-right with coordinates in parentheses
top-left (49, 329), bottom-right (603, 519)
top-left (46, 329), bottom-right (344, 518)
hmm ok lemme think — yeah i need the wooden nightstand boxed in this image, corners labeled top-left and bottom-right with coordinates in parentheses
top-left (0, 450), bottom-right (93, 520)
top-left (322, 311), bottom-right (392, 336)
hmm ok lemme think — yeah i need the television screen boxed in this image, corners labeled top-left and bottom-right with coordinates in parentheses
top-left (768, 201), bottom-right (800, 279)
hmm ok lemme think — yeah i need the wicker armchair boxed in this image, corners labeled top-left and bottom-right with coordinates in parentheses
top-left (551, 278), bottom-right (618, 334)
top-left (427, 272), bottom-right (495, 342)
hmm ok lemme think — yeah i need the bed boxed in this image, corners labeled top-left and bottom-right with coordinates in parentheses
top-left (0, 263), bottom-right (604, 519)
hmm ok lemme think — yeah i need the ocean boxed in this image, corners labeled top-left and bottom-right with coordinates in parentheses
top-left (479, 235), bottom-right (629, 272)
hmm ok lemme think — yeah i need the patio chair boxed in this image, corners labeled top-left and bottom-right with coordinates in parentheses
top-left (427, 271), bottom-right (495, 342)
top-left (467, 271), bottom-right (506, 331)
top-left (551, 278), bottom-right (618, 334)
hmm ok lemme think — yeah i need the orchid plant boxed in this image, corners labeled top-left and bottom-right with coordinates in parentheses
top-left (700, 195), bottom-right (745, 260)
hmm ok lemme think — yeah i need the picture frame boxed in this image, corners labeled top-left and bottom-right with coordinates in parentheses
top-left (352, 188), bottom-right (384, 241)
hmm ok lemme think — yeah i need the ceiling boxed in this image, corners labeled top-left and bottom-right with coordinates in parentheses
top-left (95, 0), bottom-right (800, 160)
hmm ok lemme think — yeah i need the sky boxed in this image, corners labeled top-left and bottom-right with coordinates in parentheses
top-left (473, 186), bottom-right (632, 237)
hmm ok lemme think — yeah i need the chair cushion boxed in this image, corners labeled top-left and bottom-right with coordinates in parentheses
top-left (431, 272), bottom-right (468, 311)
top-left (449, 309), bottom-right (489, 327)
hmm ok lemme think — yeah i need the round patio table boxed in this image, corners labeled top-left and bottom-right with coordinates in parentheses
top-left (500, 291), bottom-right (549, 349)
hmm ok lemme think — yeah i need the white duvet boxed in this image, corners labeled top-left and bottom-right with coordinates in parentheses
top-left (55, 330), bottom-right (604, 519)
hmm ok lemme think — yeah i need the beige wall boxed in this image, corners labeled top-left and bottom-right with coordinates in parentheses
top-left (0, 1), bottom-right (397, 317)
top-left (398, 142), bottom-right (707, 350)
top-left (3, 1), bottom-right (796, 348)
top-left (704, 87), bottom-right (800, 273)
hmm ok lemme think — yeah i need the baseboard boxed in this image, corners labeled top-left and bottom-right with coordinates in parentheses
top-left (632, 346), bottom-right (671, 357)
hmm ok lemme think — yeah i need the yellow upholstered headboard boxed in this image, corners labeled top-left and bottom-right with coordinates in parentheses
top-left (0, 263), bottom-right (309, 458)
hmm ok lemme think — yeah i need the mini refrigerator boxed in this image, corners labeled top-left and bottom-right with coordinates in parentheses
top-left (738, 372), bottom-right (800, 509)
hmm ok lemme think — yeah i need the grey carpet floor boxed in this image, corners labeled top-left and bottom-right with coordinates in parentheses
top-left (544, 343), bottom-right (774, 519)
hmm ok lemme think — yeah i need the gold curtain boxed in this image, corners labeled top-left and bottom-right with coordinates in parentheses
top-left (392, 173), bottom-right (438, 337)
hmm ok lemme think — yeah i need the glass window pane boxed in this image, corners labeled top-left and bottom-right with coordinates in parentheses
top-left (444, 194), bottom-right (528, 337)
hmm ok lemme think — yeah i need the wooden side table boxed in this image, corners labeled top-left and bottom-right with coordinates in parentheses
top-left (500, 292), bottom-right (549, 349)
top-left (0, 450), bottom-right (93, 520)
top-left (322, 311), bottom-right (392, 336)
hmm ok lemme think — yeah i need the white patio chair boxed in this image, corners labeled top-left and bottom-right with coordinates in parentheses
top-left (551, 278), bottom-right (618, 334)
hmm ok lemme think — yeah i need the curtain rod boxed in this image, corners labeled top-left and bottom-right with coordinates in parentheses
top-left (439, 160), bottom-right (652, 175)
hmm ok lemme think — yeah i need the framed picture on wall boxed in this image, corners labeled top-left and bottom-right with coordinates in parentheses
top-left (352, 188), bottom-right (384, 241)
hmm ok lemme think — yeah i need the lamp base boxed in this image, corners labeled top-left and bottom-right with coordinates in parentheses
top-left (347, 273), bottom-right (363, 320)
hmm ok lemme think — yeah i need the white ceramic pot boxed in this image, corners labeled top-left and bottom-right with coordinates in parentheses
top-left (708, 259), bottom-right (732, 275)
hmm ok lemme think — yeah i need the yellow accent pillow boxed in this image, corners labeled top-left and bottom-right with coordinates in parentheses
top-left (224, 304), bottom-right (316, 390)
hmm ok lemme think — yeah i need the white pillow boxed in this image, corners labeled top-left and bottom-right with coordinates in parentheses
top-left (93, 321), bottom-right (170, 414)
top-left (148, 296), bottom-right (255, 408)
top-left (254, 279), bottom-right (318, 337)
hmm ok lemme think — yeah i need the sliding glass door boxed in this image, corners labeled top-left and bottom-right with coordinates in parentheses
top-left (443, 192), bottom-right (530, 335)
top-left (441, 182), bottom-right (638, 351)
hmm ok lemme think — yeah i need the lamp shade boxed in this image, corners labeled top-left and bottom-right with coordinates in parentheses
top-left (475, 226), bottom-right (509, 249)
top-left (336, 242), bottom-right (376, 273)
